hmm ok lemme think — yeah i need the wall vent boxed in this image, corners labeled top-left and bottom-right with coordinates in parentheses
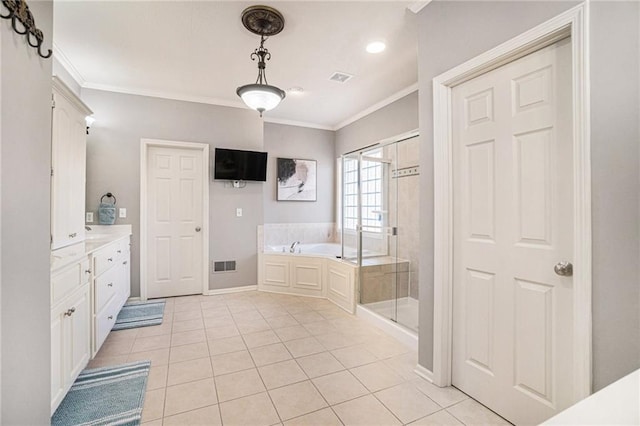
top-left (329, 71), bottom-right (354, 83)
top-left (212, 260), bottom-right (236, 273)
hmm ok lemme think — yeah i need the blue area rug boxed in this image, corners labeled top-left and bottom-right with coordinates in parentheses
top-left (112, 300), bottom-right (165, 331)
top-left (52, 361), bottom-right (151, 426)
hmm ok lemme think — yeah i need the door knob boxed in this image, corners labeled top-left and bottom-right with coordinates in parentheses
top-left (195, 227), bottom-right (202, 232)
top-left (554, 261), bottom-right (573, 276)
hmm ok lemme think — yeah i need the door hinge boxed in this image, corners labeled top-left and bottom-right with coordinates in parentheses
top-left (51, 95), bottom-right (55, 109)
top-left (51, 168), bottom-right (54, 177)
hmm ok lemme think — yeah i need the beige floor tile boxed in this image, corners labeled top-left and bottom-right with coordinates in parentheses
top-left (167, 357), bottom-right (213, 386)
top-left (258, 359), bottom-right (308, 390)
top-left (269, 381), bottom-right (328, 421)
top-left (164, 377), bottom-right (218, 417)
top-left (243, 329), bottom-right (281, 348)
top-left (147, 364), bottom-right (168, 390)
top-left (284, 337), bottom-right (325, 358)
top-left (445, 399), bottom-right (510, 425)
top-left (211, 350), bottom-right (255, 376)
top-left (350, 361), bottom-right (405, 392)
top-left (172, 318), bottom-right (205, 333)
top-left (215, 368), bottom-right (266, 402)
top-left (302, 320), bottom-right (338, 336)
top-left (374, 382), bottom-right (441, 423)
top-left (259, 307), bottom-right (289, 319)
top-left (205, 324), bottom-right (240, 340)
top-left (333, 394), bottom-right (401, 426)
top-left (274, 325), bottom-right (312, 342)
top-left (227, 302), bottom-right (256, 314)
top-left (265, 314), bottom-right (299, 329)
top-left (141, 388), bottom-right (165, 422)
top-left (297, 352), bottom-right (344, 378)
top-left (232, 309), bottom-right (264, 322)
top-left (331, 345), bottom-right (378, 368)
top-left (208, 336), bottom-right (247, 356)
top-left (383, 351), bottom-right (420, 381)
top-left (219, 392), bottom-right (280, 426)
top-left (311, 370), bottom-right (369, 405)
top-left (250, 343), bottom-right (292, 366)
top-left (314, 332), bottom-right (354, 351)
top-left (97, 339), bottom-right (135, 357)
top-left (173, 309), bottom-right (203, 322)
top-left (169, 342), bottom-right (210, 363)
top-left (409, 410), bottom-right (464, 426)
top-left (106, 328), bottom-right (140, 341)
top-left (163, 404), bottom-right (222, 425)
top-left (126, 348), bottom-right (170, 366)
top-left (87, 354), bottom-right (128, 368)
top-left (412, 378), bottom-right (469, 408)
top-left (171, 329), bottom-right (206, 347)
top-left (173, 302), bottom-right (201, 313)
top-left (202, 306), bottom-right (231, 319)
top-left (364, 337), bottom-right (411, 360)
top-left (236, 318), bottom-right (272, 334)
top-left (141, 419), bottom-right (162, 426)
top-left (291, 311), bottom-right (324, 324)
top-left (131, 334), bottom-right (172, 353)
top-left (284, 407), bottom-right (342, 426)
top-left (136, 322), bottom-right (173, 338)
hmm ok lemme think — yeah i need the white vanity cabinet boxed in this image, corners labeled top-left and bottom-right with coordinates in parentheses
top-left (51, 257), bottom-right (91, 414)
top-left (51, 77), bottom-right (92, 250)
top-left (91, 236), bottom-right (131, 356)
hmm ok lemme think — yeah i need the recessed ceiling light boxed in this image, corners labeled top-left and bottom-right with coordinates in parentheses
top-left (366, 41), bottom-right (386, 54)
top-left (287, 87), bottom-right (304, 95)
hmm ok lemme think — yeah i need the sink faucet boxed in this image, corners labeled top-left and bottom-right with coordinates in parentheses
top-left (290, 241), bottom-right (300, 253)
top-left (85, 226), bottom-right (92, 231)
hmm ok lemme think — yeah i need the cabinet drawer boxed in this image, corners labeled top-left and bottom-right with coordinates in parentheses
top-left (93, 243), bottom-right (120, 276)
top-left (94, 266), bottom-right (119, 313)
top-left (95, 297), bottom-right (119, 353)
top-left (52, 258), bottom-right (90, 306)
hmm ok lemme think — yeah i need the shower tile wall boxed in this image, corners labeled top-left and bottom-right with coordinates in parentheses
top-left (386, 138), bottom-right (420, 299)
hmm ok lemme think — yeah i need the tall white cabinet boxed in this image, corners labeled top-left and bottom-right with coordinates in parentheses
top-left (51, 77), bottom-right (92, 249)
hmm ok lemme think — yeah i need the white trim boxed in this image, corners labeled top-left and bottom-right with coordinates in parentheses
top-left (53, 43), bottom-right (86, 87)
top-left (432, 3), bottom-right (592, 403)
top-left (140, 138), bottom-right (210, 301)
top-left (263, 117), bottom-right (334, 131)
top-left (335, 83), bottom-right (418, 131)
top-left (407, 1), bottom-right (432, 14)
top-left (205, 285), bottom-right (258, 296)
top-left (126, 297), bottom-right (141, 303)
top-left (414, 364), bottom-right (435, 383)
top-left (356, 304), bottom-right (418, 351)
top-left (52, 76), bottom-right (93, 116)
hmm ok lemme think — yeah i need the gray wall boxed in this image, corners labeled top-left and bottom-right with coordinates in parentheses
top-left (417, 0), bottom-right (640, 391)
top-left (1, 0), bottom-right (53, 422)
top-left (263, 123), bottom-right (335, 223)
top-left (335, 91), bottom-right (419, 156)
top-left (82, 89), bottom-right (265, 295)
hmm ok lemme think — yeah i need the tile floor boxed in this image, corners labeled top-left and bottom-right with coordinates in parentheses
top-left (90, 291), bottom-right (510, 426)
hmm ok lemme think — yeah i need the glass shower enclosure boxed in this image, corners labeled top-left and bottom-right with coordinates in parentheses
top-left (340, 134), bottom-right (420, 333)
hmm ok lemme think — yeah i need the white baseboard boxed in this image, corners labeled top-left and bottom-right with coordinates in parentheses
top-left (356, 305), bottom-right (418, 351)
top-left (205, 285), bottom-right (257, 296)
top-left (414, 364), bottom-right (434, 383)
top-left (127, 296), bottom-right (141, 303)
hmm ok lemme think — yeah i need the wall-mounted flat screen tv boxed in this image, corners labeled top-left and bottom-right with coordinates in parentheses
top-left (214, 148), bottom-right (268, 182)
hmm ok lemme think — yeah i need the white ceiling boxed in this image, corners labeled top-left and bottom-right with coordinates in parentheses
top-left (53, 1), bottom-right (419, 130)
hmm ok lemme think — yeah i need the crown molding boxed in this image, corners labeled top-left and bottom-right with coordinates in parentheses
top-left (407, 1), bottom-right (432, 14)
top-left (52, 43), bottom-right (86, 87)
top-left (263, 117), bottom-right (334, 131)
top-left (334, 82), bottom-right (418, 131)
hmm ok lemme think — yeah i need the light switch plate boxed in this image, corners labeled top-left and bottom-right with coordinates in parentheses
top-left (119, 208), bottom-right (127, 218)
top-left (86, 212), bottom-right (93, 223)
top-left (236, 208), bottom-right (243, 217)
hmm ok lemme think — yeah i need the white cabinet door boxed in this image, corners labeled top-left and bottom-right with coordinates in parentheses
top-left (50, 311), bottom-right (64, 414)
top-left (67, 285), bottom-right (91, 382)
top-left (51, 78), bottom-right (91, 249)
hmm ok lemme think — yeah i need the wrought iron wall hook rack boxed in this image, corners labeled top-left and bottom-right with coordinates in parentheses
top-left (1, 0), bottom-right (52, 58)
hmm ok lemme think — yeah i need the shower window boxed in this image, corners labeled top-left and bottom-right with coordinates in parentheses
top-left (341, 148), bottom-right (384, 233)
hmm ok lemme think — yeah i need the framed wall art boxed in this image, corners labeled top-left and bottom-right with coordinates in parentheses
top-left (276, 158), bottom-right (317, 201)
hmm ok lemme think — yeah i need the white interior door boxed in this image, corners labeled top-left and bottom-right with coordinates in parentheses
top-left (146, 145), bottom-right (204, 298)
top-left (452, 38), bottom-right (573, 425)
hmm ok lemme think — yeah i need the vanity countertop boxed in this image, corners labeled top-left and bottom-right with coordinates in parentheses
top-left (51, 225), bottom-right (132, 271)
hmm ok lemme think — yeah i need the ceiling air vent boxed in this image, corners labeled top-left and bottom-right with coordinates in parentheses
top-left (329, 72), bottom-right (354, 83)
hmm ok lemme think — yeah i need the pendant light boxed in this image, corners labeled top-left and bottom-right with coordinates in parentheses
top-left (236, 5), bottom-right (286, 117)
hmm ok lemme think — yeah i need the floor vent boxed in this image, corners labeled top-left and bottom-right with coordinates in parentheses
top-left (212, 260), bottom-right (236, 273)
top-left (329, 71), bottom-right (354, 83)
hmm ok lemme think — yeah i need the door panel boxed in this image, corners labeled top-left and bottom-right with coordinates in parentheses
top-left (452, 38), bottom-right (573, 425)
top-left (147, 146), bottom-right (204, 298)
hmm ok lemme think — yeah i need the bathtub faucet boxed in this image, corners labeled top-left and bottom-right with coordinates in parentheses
top-left (290, 241), bottom-right (301, 253)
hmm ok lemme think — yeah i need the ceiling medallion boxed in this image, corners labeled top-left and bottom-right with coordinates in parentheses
top-left (236, 5), bottom-right (286, 117)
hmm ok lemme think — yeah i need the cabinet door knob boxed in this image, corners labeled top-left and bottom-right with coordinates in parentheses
top-left (64, 307), bottom-right (76, 317)
top-left (107, 283), bottom-right (113, 287)
top-left (68, 233), bottom-right (77, 238)
top-left (117, 250), bottom-right (122, 254)
top-left (108, 315), bottom-right (113, 320)
top-left (123, 261), bottom-right (128, 265)
top-left (85, 269), bottom-right (91, 274)
top-left (108, 258), bottom-right (113, 262)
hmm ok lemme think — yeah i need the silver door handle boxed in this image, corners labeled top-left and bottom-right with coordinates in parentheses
top-left (195, 227), bottom-right (201, 232)
top-left (554, 261), bottom-right (573, 276)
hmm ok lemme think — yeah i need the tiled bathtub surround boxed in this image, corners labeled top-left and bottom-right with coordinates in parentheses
top-left (260, 223), bottom-right (337, 251)
top-left (90, 291), bottom-right (509, 425)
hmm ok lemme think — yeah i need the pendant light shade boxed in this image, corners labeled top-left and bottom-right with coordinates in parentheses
top-left (236, 83), bottom-right (286, 114)
top-left (236, 6), bottom-right (286, 117)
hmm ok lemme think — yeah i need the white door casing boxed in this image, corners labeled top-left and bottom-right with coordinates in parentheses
top-left (432, 1), bottom-right (591, 420)
top-left (452, 38), bottom-right (572, 425)
top-left (141, 139), bottom-right (209, 299)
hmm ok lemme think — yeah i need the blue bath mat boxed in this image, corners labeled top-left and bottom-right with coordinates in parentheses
top-left (52, 361), bottom-right (150, 426)
top-left (112, 300), bottom-right (165, 331)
